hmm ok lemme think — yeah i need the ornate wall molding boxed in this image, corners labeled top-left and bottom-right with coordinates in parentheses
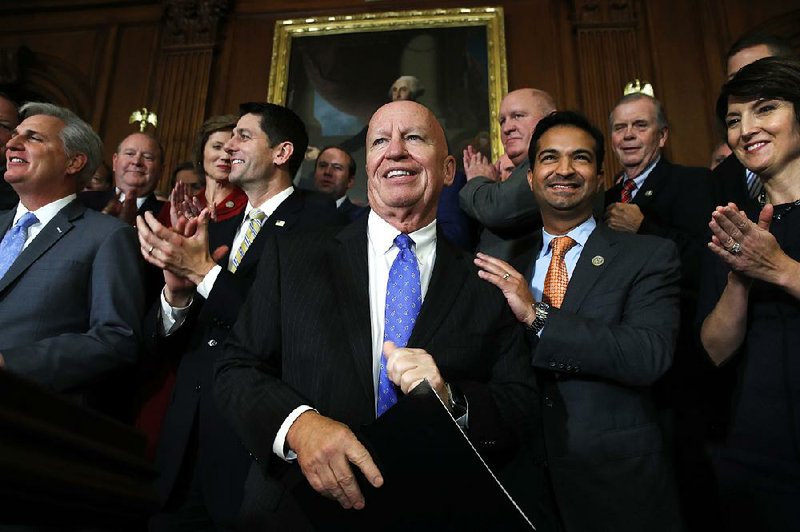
top-left (162, 0), bottom-right (230, 48)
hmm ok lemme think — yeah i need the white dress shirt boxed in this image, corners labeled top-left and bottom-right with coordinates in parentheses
top-left (10, 194), bottom-right (77, 249)
top-left (272, 211), bottom-right (438, 460)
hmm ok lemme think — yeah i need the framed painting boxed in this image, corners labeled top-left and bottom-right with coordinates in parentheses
top-left (268, 7), bottom-right (508, 202)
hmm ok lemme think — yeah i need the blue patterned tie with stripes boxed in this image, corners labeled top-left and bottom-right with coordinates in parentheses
top-left (377, 234), bottom-right (422, 417)
top-left (229, 209), bottom-right (265, 273)
top-left (0, 212), bottom-right (39, 279)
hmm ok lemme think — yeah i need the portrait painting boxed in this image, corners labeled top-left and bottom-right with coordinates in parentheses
top-left (268, 7), bottom-right (508, 202)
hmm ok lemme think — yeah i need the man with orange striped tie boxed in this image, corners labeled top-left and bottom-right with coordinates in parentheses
top-left (476, 110), bottom-right (683, 532)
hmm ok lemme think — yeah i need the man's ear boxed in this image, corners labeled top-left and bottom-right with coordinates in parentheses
top-left (527, 168), bottom-right (535, 192)
top-left (442, 155), bottom-right (456, 187)
top-left (273, 141), bottom-right (294, 167)
top-left (658, 127), bottom-right (669, 148)
top-left (66, 153), bottom-right (88, 176)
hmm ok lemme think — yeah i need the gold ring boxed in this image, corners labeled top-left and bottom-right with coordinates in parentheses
top-left (502, 272), bottom-right (510, 280)
top-left (148, 245), bottom-right (154, 254)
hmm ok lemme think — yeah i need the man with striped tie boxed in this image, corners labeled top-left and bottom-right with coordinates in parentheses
top-left (135, 102), bottom-right (337, 530)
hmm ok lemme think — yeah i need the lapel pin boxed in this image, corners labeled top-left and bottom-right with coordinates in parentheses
top-left (274, 220), bottom-right (286, 227)
top-left (591, 255), bottom-right (604, 266)
top-left (56, 227), bottom-right (62, 233)
top-left (644, 190), bottom-right (653, 197)
top-left (225, 201), bottom-right (235, 208)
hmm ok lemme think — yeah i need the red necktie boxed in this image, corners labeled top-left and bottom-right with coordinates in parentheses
top-left (542, 236), bottom-right (577, 309)
top-left (620, 179), bottom-right (636, 203)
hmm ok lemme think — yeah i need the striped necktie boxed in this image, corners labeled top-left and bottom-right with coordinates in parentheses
top-left (620, 179), bottom-right (637, 203)
top-left (229, 209), bottom-right (265, 273)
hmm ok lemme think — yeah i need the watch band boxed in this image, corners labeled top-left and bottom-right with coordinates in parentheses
top-left (527, 301), bottom-right (550, 333)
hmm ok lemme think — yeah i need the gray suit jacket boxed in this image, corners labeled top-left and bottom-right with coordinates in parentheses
top-left (0, 199), bottom-right (144, 396)
top-left (514, 222), bottom-right (684, 532)
top-left (458, 160), bottom-right (542, 260)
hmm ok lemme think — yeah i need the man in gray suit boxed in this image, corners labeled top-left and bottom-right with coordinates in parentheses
top-left (476, 111), bottom-right (683, 531)
top-left (459, 88), bottom-right (556, 259)
top-left (0, 102), bottom-right (143, 403)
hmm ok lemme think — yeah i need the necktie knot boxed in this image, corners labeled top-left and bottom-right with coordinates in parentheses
top-left (249, 209), bottom-right (266, 223)
top-left (551, 236), bottom-right (576, 258)
top-left (394, 233), bottom-right (413, 251)
top-left (16, 212), bottom-right (39, 230)
top-left (0, 211), bottom-right (40, 280)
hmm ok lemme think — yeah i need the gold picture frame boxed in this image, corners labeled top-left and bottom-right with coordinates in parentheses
top-left (268, 6), bottom-right (508, 173)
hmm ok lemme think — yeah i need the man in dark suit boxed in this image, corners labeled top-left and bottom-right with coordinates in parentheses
top-left (476, 111), bottom-right (683, 531)
top-left (79, 131), bottom-right (166, 221)
top-left (312, 145), bottom-right (368, 221)
top-left (136, 102), bottom-right (338, 530)
top-left (0, 102), bottom-right (143, 406)
top-left (459, 88), bottom-right (556, 260)
top-left (604, 92), bottom-right (718, 530)
top-left (213, 100), bottom-right (541, 530)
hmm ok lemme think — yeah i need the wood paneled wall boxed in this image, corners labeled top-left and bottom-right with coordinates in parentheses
top-left (1, 0), bottom-right (798, 192)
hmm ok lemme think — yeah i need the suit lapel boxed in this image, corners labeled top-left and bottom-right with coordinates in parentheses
top-left (561, 224), bottom-right (619, 312)
top-left (0, 209), bottom-right (13, 235)
top-left (0, 199), bottom-right (82, 293)
top-left (407, 229), bottom-right (469, 348)
top-left (232, 189), bottom-right (305, 274)
top-left (330, 217), bottom-right (374, 399)
top-left (632, 158), bottom-right (669, 209)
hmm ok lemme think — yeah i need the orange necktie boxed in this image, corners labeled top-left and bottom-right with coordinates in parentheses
top-left (542, 236), bottom-right (577, 308)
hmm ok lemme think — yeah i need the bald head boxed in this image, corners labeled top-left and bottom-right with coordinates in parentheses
top-left (499, 88), bottom-right (557, 165)
top-left (365, 100), bottom-right (455, 232)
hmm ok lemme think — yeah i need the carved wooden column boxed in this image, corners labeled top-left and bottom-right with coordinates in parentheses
top-left (571, 0), bottom-right (653, 185)
top-left (150, 0), bottom-right (230, 192)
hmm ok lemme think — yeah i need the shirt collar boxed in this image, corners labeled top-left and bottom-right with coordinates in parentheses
top-left (624, 155), bottom-right (660, 188)
top-left (540, 216), bottom-right (596, 258)
top-left (367, 210), bottom-right (437, 258)
top-left (245, 186), bottom-right (294, 219)
top-left (14, 194), bottom-right (77, 227)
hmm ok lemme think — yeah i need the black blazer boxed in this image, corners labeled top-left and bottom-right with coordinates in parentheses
top-left (148, 189), bottom-right (339, 525)
top-left (710, 153), bottom-right (760, 212)
top-left (605, 157), bottom-right (712, 294)
top-left (214, 215), bottom-right (538, 530)
top-left (513, 223), bottom-right (683, 532)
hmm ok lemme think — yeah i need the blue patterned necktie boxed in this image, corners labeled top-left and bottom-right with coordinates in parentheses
top-left (0, 212), bottom-right (39, 279)
top-left (377, 234), bottom-right (422, 417)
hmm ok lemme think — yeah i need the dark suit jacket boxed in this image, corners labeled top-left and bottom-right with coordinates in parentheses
top-left (149, 189), bottom-right (339, 525)
top-left (514, 223), bottom-right (683, 532)
top-left (78, 189), bottom-right (165, 216)
top-left (214, 216), bottom-right (539, 530)
top-left (710, 153), bottom-right (760, 212)
top-left (0, 199), bottom-right (144, 403)
top-left (605, 157), bottom-right (712, 294)
top-left (337, 196), bottom-right (368, 222)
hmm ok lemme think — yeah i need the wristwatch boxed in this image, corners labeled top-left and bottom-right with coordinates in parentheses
top-left (527, 301), bottom-right (550, 334)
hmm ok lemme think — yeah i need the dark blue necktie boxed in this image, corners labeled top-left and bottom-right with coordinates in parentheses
top-left (0, 212), bottom-right (39, 279)
top-left (377, 234), bottom-right (422, 416)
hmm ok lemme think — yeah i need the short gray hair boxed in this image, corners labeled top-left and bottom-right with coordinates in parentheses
top-left (609, 93), bottom-right (668, 131)
top-left (19, 102), bottom-right (103, 187)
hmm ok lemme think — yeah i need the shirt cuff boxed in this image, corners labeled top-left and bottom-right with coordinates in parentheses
top-left (197, 264), bottom-right (222, 299)
top-left (159, 288), bottom-right (193, 336)
top-left (273, 405), bottom-right (316, 461)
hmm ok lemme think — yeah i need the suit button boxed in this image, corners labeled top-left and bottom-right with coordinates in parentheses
top-left (208, 339), bottom-right (218, 347)
top-left (195, 385), bottom-right (201, 392)
top-left (544, 396), bottom-right (553, 408)
top-left (558, 363), bottom-right (564, 369)
top-left (565, 365), bottom-right (573, 372)
top-left (548, 360), bottom-right (556, 368)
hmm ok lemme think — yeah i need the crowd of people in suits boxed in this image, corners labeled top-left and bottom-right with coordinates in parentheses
top-left (0, 30), bottom-right (799, 532)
